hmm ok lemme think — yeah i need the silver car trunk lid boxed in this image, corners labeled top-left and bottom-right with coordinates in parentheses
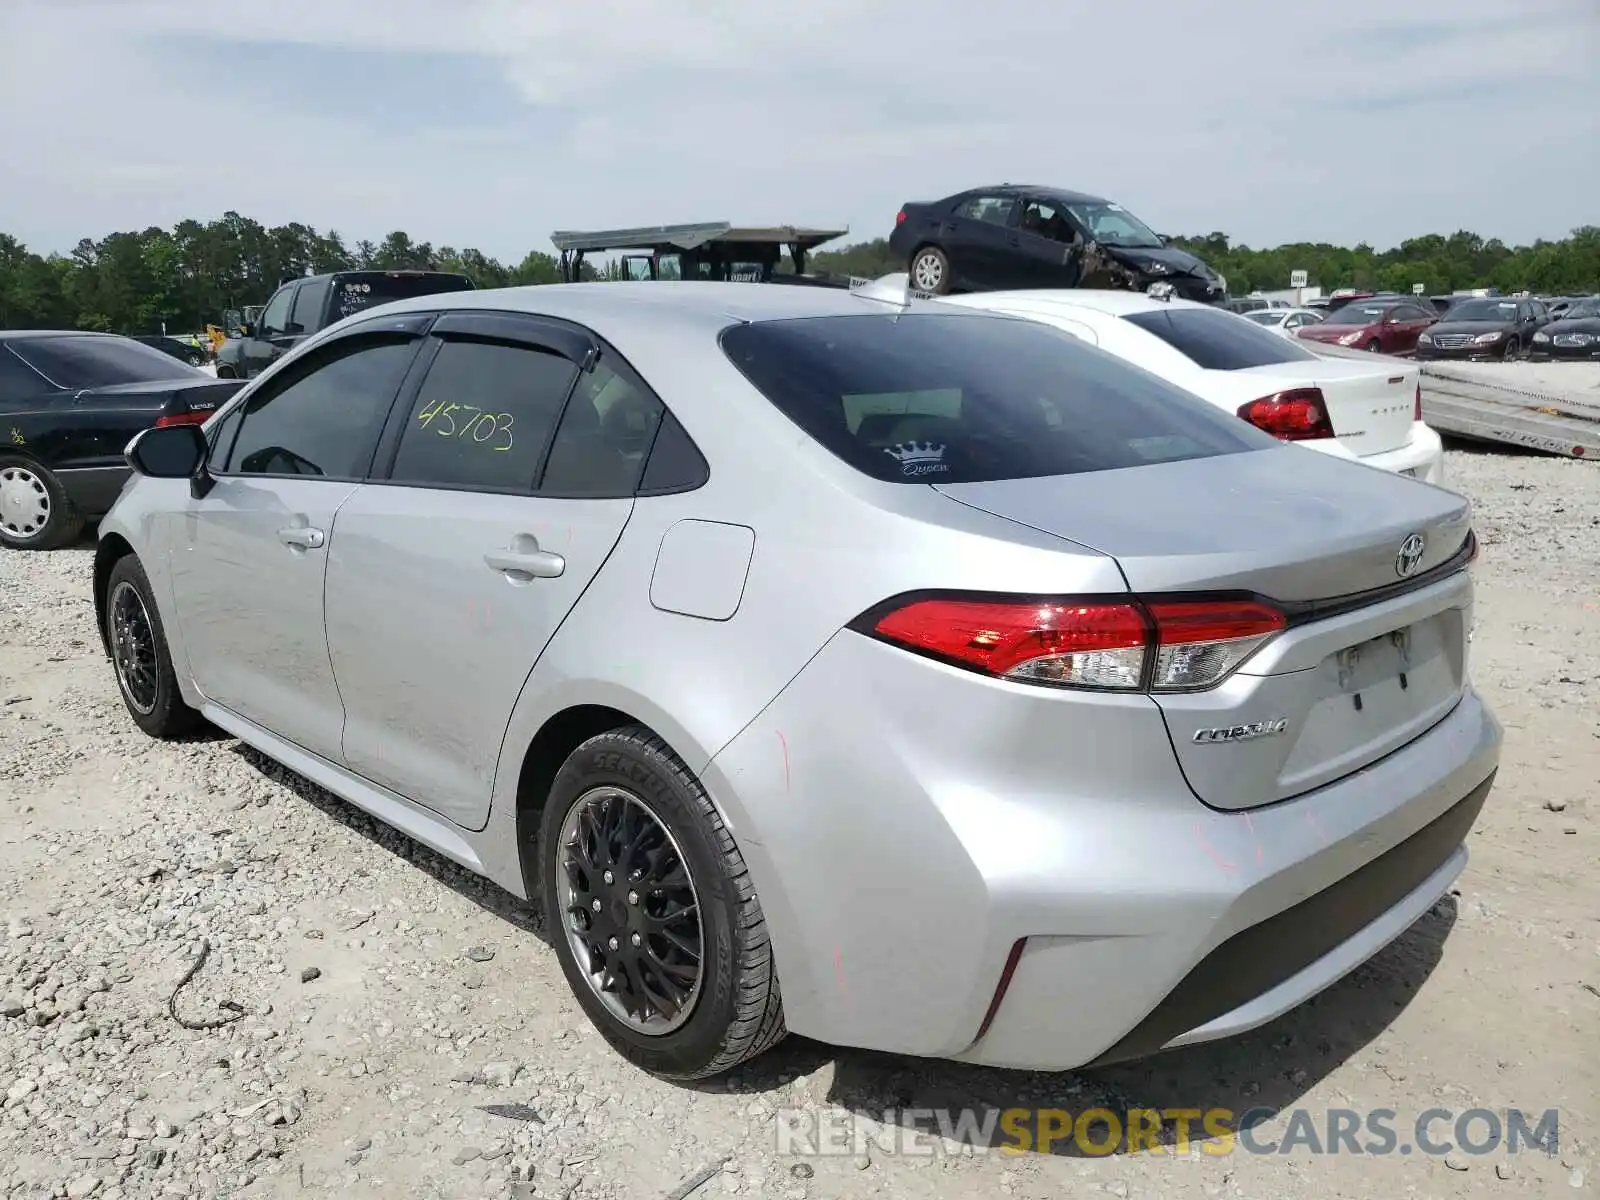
top-left (935, 446), bottom-right (1475, 809)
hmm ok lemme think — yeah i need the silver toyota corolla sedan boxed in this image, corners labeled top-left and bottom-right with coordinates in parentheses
top-left (95, 280), bottom-right (1501, 1081)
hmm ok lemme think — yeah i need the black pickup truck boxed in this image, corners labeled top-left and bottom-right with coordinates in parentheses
top-left (1, 331), bottom-right (242, 549)
top-left (215, 269), bottom-right (476, 379)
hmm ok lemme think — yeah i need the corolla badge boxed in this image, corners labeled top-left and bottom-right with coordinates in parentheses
top-left (1395, 532), bottom-right (1427, 579)
top-left (1192, 719), bottom-right (1288, 744)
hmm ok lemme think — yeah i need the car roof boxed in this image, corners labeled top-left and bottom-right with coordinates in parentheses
top-left (954, 184), bottom-right (1108, 205)
top-left (0, 330), bottom-right (119, 343)
top-left (353, 279), bottom-right (992, 337)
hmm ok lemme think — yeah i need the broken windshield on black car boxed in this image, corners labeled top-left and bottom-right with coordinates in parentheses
top-left (1063, 202), bottom-right (1164, 248)
top-left (720, 313), bottom-right (1275, 485)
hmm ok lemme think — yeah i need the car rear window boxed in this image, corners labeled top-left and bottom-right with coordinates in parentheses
top-left (1122, 306), bottom-right (1320, 371)
top-left (8, 335), bottom-right (196, 388)
top-left (718, 313), bottom-right (1274, 485)
top-left (330, 273), bottom-right (476, 322)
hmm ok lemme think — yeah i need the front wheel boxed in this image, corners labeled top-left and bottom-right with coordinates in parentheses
top-left (539, 726), bottom-right (785, 1080)
top-left (0, 456), bottom-right (84, 551)
top-left (1366, 339), bottom-right (1382, 352)
top-left (1502, 337), bottom-right (1520, 360)
top-left (104, 554), bottom-right (202, 738)
top-left (909, 245), bottom-right (952, 295)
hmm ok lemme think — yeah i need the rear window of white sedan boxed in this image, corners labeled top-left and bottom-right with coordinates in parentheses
top-left (1123, 306), bottom-right (1322, 371)
top-left (719, 312), bottom-right (1276, 484)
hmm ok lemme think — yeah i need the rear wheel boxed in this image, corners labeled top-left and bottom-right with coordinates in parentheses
top-left (0, 456), bottom-right (83, 551)
top-left (185, 352), bottom-right (204, 367)
top-left (215, 364), bottom-right (237, 379)
top-left (539, 725), bottom-right (785, 1080)
top-left (909, 245), bottom-right (952, 295)
top-left (104, 554), bottom-right (202, 738)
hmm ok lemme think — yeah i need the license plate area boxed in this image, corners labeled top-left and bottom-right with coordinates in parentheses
top-left (1334, 624), bottom-right (1421, 706)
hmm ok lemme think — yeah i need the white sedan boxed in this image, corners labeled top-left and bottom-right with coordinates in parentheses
top-left (1242, 306), bottom-right (1326, 337)
top-left (938, 287), bottom-right (1445, 483)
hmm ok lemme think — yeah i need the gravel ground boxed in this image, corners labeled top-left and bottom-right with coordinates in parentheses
top-left (1, 445), bottom-right (1596, 1200)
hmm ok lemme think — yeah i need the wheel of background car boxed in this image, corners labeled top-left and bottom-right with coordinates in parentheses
top-left (0, 456), bottom-right (84, 551)
top-left (186, 352), bottom-right (204, 367)
top-left (1502, 337), bottom-right (1520, 360)
top-left (910, 245), bottom-right (952, 295)
top-left (538, 725), bottom-right (786, 1080)
top-left (1366, 339), bottom-right (1381, 352)
top-left (103, 553), bottom-right (202, 739)
top-left (216, 365), bottom-right (237, 379)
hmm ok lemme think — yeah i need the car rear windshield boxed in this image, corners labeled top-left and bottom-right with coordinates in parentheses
top-left (1122, 306), bottom-right (1320, 371)
top-left (8, 335), bottom-right (196, 389)
top-left (718, 313), bottom-right (1275, 485)
top-left (329, 273), bottom-right (476, 322)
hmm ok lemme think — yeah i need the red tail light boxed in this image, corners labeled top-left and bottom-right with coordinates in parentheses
top-left (1413, 381), bottom-right (1423, 421)
top-left (154, 410), bottom-right (209, 428)
top-left (861, 595), bottom-right (1286, 692)
top-left (1236, 387), bottom-right (1335, 441)
top-left (895, 209), bottom-right (907, 226)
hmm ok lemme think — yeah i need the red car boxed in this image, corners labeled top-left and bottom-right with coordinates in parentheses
top-left (1296, 298), bottom-right (1437, 355)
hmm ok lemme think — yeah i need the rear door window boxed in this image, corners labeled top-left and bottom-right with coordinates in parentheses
top-left (953, 196), bottom-right (1016, 225)
top-left (8, 335), bottom-right (194, 387)
top-left (538, 356), bottom-right (664, 497)
top-left (386, 339), bottom-right (577, 492)
top-left (331, 273), bottom-right (476, 323)
top-left (1122, 307), bottom-right (1321, 370)
top-left (719, 313), bottom-right (1273, 485)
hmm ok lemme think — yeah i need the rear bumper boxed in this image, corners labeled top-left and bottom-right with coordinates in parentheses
top-left (1298, 423), bottom-right (1445, 485)
top-left (704, 629), bottom-right (1502, 1071)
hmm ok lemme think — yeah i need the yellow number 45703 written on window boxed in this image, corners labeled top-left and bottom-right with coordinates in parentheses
top-left (416, 399), bottom-right (514, 451)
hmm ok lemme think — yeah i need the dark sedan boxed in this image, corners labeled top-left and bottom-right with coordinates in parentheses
top-left (1414, 298), bottom-right (1549, 361)
top-left (1529, 298), bottom-right (1600, 361)
top-left (1, 332), bottom-right (241, 549)
top-left (131, 334), bottom-right (210, 368)
top-left (887, 184), bottom-right (1226, 302)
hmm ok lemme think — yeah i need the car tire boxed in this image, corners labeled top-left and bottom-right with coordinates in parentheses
top-left (215, 365), bottom-right (237, 379)
top-left (539, 725), bottom-right (786, 1080)
top-left (103, 554), bottom-right (203, 739)
top-left (1502, 337), bottom-right (1520, 360)
top-left (909, 245), bottom-right (953, 295)
top-left (1365, 339), bottom-right (1382, 352)
top-left (0, 456), bottom-right (85, 551)
top-left (185, 352), bottom-right (204, 367)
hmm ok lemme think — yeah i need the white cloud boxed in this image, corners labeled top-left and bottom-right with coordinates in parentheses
top-left (2, 0), bottom-right (1595, 260)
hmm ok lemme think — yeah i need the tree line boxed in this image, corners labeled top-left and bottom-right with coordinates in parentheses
top-left (3, 213), bottom-right (1596, 335)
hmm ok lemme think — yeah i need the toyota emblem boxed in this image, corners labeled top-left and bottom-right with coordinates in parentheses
top-left (1395, 532), bottom-right (1427, 578)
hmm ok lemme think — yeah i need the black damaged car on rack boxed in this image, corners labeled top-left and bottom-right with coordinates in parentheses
top-left (0, 332), bottom-right (242, 550)
top-left (887, 183), bottom-right (1227, 302)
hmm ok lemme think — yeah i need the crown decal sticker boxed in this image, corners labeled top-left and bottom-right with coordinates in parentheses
top-left (882, 441), bottom-right (949, 476)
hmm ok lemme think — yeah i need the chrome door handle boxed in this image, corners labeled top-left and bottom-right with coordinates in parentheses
top-left (277, 525), bottom-right (325, 549)
top-left (484, 548), bottom-right (565, 580)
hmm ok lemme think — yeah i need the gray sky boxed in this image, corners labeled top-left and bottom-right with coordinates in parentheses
top-left (3, 0), bottom-right (1595, 260)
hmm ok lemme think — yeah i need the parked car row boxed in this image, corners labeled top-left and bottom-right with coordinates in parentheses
top-left (91, 278), bottom-right (1499, 1083)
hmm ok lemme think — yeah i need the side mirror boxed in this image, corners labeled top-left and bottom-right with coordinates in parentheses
top-left (237, 322), bottom-right (254, 337)
top-left (126, 423), bottom-right (208, 480)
